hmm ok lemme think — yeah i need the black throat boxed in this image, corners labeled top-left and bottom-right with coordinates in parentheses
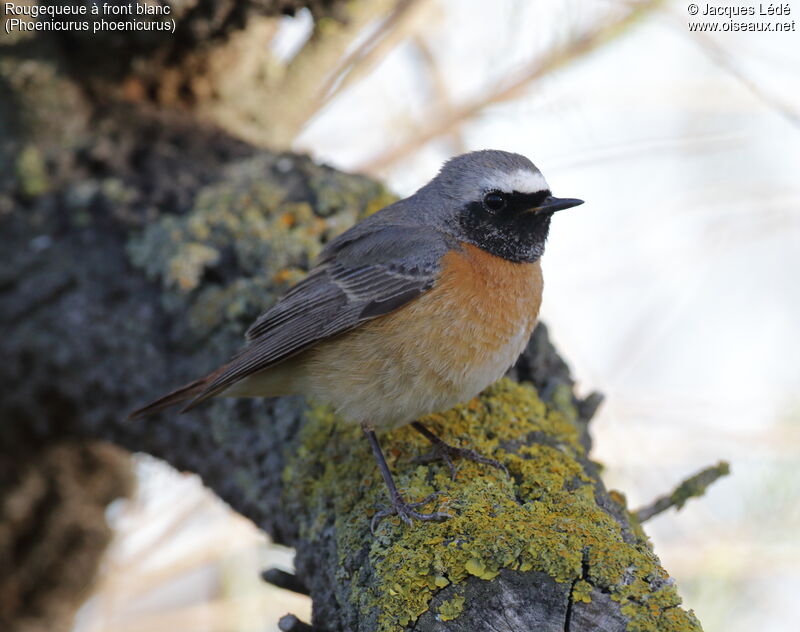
top-left (459, 190), bottom-right (553, 263)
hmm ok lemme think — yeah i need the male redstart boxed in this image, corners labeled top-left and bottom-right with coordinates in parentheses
top-left (130, 150), bottom-right (584, 529)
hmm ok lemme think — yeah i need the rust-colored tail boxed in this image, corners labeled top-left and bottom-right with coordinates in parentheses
top-left (127, 376), bottom-right (210, 420)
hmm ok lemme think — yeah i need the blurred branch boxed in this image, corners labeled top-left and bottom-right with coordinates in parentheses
top-left (668, 15), bottom-right (800, 130)
top-left (82, 596), bottom-right (310, 632)
top-left (262, 568), bottom-right (311, 595)
top-left (412, 33), bottom-right (465, 155)
top-left (309, 0), bottom-right (430, 114)
top-left (634, 461), bottom-right (730, 523)
top-left (279, 614), bottom-right (321, 632)
top-left (357, 0), bottom-right (664, 173)
top-left (204, 0), bottom-right (399, 148)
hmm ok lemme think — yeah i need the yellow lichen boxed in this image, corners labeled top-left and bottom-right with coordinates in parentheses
top-left (126, 154), bottom-right (392, 340)
top-left (437, 593), bottom-right (465, 622)
top-left (123, 153), bottom-right (699, 632)
top-left (283, 379), bottom-right (702, 632)
top-left (167, 242), bottom-right (220, 291)
top-left (465, 557), bottom-right (499, 580)
top-left (572, 579), bottom-right (593, 604)
top-left (15, 145), bottom-right (49, 199)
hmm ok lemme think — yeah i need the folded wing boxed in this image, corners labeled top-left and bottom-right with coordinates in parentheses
top-left (185, 225), bottom-right (454, 408)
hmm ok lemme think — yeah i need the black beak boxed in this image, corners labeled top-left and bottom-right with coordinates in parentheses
top-left (534, 196), bottom-right (584, 214)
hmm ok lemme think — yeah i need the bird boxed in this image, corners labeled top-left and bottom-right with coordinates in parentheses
top-left (129, 149), bottom-right (583, 530)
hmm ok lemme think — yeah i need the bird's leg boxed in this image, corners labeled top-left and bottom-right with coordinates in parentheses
top-left (411, 421), bottom-right (509, 481)
top-left (364, 428), bottom-right (451, 532)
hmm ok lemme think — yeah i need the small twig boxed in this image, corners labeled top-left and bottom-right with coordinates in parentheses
top-left (311, 0), bottom-right (425, 111)
top-left (667, 13), bottom-right (800, 130)
top-left (634, 461), bottom-right (730, 523)
top-left (577, 391), bottom-right (604, 423)
top-left (412, 33), bottom-right (465, 156)
top-left (262, 567), bottom-right (311, 596)
top-left (357, 0), bottom-right (664, 173)
top-left (214, 0), bottom-right (398, 148)
top-left (278, 614), bottom-right (321, 632)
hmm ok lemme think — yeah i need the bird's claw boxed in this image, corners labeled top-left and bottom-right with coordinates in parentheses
top-left (371, 492), bottom-right (451, 533)
top-left (417, 442), bottom-right (509, 481)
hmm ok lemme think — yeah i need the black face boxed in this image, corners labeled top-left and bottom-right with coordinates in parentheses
top-left (459, 189), bottom-right (554, 263)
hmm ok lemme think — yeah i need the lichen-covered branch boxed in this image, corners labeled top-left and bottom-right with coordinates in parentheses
top-left (1, 102), bottom-right (703, 630)
top-left (634, 461), bottom-right (731, 523)
top-left (283, 378), bottom-right (701, 631)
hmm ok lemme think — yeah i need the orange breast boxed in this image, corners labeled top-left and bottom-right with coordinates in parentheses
top-left (432, 242), bottom-right (543, 345)
top-left (387, 242), bottom-right (543, 373)
top-left (297, 242), bottom-right (544, 430)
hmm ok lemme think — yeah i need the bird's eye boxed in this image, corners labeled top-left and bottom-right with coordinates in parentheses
top-left (483, 191), bottom-right (507, 212)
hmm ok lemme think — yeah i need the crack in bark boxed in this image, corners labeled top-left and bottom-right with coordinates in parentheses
top-left (563, 579), bottom-right (577, 632)
top-left (564, 549), bottom-right (591, 632)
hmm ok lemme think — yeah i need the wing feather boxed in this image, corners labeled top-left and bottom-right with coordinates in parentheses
top-left (186, 225), bottom-right (453, 407)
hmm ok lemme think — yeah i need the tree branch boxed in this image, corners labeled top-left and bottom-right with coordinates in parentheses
top-left (1, 103), bottom-right (703, 631)
top-left (634, 461), bottom-right (730, 523)
top-left (356, 0), bottom-right (664, 173)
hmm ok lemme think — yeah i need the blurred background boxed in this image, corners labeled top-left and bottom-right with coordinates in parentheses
top-left (4, 0), bottom-right (798, 630)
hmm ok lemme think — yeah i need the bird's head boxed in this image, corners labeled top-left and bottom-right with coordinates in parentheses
top-left (426, 150), bottom-right (583, 263)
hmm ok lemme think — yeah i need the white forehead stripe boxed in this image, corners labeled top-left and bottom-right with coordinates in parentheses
top-left (481, 168), bottom-right (549, 194)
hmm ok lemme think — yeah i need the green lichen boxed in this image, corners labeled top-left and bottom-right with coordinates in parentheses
top-left (632, 461), bottom-right (731, 524)
top-left (572, 579), bottom-right (593, 604)
top-left (15, 145), bottom-right (49, 199)
top-left (436, 593), bottom-right (464, 621)
top-left (669, 461), bottom-right (730, 511)
top-left (550, 381), bottom-right (579, 422)
top-left (283, 379), bottom-right (702, 631)
top-left (126, 155), bottom-right (394, 341)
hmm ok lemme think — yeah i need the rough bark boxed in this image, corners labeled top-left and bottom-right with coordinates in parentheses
top-left (1, 0), bottom-right (403, 148)
top-left (0, 442), bottom-right (133, 632)
top-left (3, 0), bottom-right (346, 98)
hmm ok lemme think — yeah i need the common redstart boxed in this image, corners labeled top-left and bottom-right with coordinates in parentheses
top-left (130, 150), bottom-right (584, 529)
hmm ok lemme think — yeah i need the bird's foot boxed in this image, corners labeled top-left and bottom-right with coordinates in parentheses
top-left (418, 443), bottom-right (509, 480)
top-left (371, 492), bottom-right (451, 533)
top-left (412, 422), bottom-right (509, 481)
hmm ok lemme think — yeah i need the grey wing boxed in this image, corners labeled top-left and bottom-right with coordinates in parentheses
top-left (187, 225), bottom-right (453, 405)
